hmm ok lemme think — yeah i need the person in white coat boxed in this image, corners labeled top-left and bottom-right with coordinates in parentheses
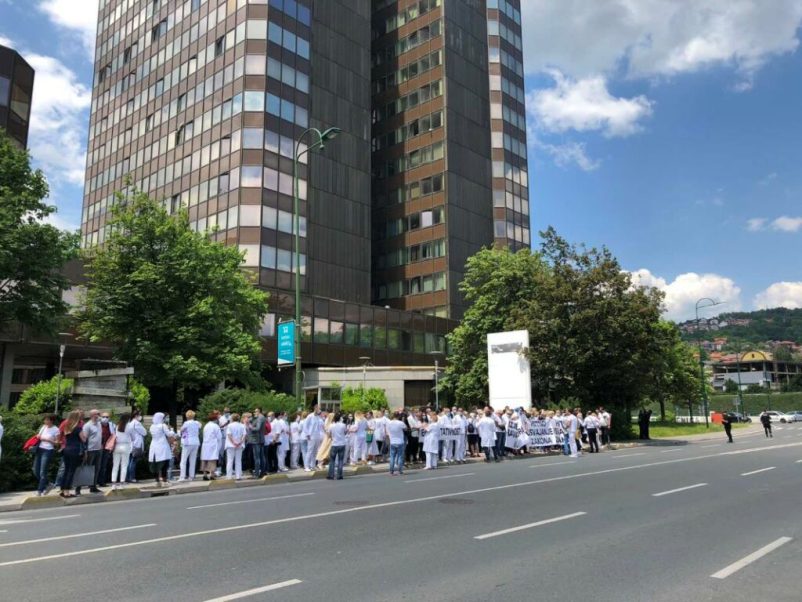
top-left (439, 410), bottom-right (454, 463)
top-left (126, 412), bottom-right (148, 483)
top-left (148, 413), bottom-right (174, 487)
top-left (453, 408), bottom-right (468, 463)
top-left (302, 405), bottom-right (322, 471)
top-left (478, 408), bottom-right (499, 463)
top-left (289, 413), bottom-right (302, 469)
top-left (349, 412), bottom-right (368, 465)
top-left (109, 413), bottom-right (134, 490)
top-left (179, 410), bottom-right (202, 481)
top-left (275, 412), bottom-right (290, 472)
top-left (421, 409), bottom-right (440, 469)
top-left (225, 413), bottom-right (247, 479)
top-left (201, 412), bottom-right (223, 480)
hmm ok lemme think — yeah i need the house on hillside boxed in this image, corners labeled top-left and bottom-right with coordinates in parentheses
top-left (711, 351), bottom-right (802, 391)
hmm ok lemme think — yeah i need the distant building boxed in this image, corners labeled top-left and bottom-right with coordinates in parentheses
top-left (711, 351), bottom-right (802, 391)
top-left (0, 44), bottom-right (34, 148)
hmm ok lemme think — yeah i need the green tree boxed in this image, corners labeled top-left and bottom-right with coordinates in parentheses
top-left (197, 387), bottom-right (299, 419)
top-left (724, 379), bottom-right (739, 394)
top-left (11, 375), bottom-right (73, 415)
top-left (340, 386), bottom-right (389, 414)
top-left (646, 322), bottom-right (702, 420)
top-left (442, 247), bottom-right (549, 405)
top-left (0, 130), bottom-right (78, 334)
top-left (128, 377), bottom-right (151, 411)
top-left (78, 190), bottom-right (269, 410)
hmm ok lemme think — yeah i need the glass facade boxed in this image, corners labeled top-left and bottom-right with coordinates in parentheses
top-left (0, 44), bottom-right (35, 149)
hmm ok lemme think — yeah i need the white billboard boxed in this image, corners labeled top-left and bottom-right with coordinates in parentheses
top-left (487, 330), bottom-right (531, 411)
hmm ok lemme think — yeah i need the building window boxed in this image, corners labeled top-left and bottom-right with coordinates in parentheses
top-left (215, 36), bottom-right (225, 57)
top-left (152, 19), bottom-right (167, 42)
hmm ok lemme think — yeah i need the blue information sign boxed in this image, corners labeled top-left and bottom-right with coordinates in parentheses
top-left (277, 320), bottom-right (295, 366)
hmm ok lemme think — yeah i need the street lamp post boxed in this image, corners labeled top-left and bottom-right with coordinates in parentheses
top-left (359, 356), bottom-right (371, 403)
top-left (55, 332), bottom-right (73, 416)
top-left (430, 351), bottom-right (444, 411)
top-left (292, 126), bottom-right (341, 409)
top-left (734, 343), bottom-right (745, 418)
top-left (695, 298), bottom-right (725, 427)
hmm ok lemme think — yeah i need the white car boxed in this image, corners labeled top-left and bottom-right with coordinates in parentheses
top-left (781, 411), bottom-right (802, 423)
top-left (763, 411), bottom-right (790, 423)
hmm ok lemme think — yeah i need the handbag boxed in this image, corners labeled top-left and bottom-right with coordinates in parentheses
top-left (365, 430), bottom-right (374, 444)
top-left (23, 434), bottom-right (41, 454)
top-left (104, 434), bottom-right (117, 452)
top-left (72, 464), bottom-right (96, 488)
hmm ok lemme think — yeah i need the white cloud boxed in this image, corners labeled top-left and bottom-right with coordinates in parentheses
top-left (527, 71), bottom-right (654, 138)
top-left (746, 216), bottom-right (802, 232)
top-left (746, 218), bottom-right (768, 231)
top-left (2, 36), bottom-right (92, 189)
top-left (771, 216), bottom-right (802, 232)
top-left (535, 139), bottom-right (601, 172)
top-left (521, 0), bottom-right (802, 81)
top-left (630, 269), bottom-right (742, 321)
top-left (38, 0), bottom-right (98, 57)
top-left (754, 282), bottom-right (802, 310)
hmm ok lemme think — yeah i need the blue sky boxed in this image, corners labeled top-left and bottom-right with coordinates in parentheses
top-left (1, 0), bottom-right (801, 321)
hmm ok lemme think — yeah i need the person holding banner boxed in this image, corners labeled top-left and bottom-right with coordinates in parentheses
top-left (421, 409), bottom-right (440, 469)
top-left (439, 410), bottom-right (453, 463)
top-left (349, 411), bottom-right (368, 465)
top-left (478, 409), bottom-right (499, 463)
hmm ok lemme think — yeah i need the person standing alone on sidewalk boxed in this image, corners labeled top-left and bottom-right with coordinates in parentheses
top-left (760, 410), bottom-right (773, 438)
top-left (722, 412), bottom-right (734, 443)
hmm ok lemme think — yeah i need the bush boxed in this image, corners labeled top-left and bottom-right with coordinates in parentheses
top-left (340, 386), bottom-right (389, 415)
top-left (12, 376), bottom-right (73, 415)
top-left (197, 388), bottom-right (300, 420)
top-left (0, 414), bottom-right (49, 493)
top-left (129, 377), bottom-right (150, 411)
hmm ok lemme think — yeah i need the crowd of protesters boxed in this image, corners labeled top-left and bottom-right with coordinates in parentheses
top-left (18, 404), bottom-right (612, 496)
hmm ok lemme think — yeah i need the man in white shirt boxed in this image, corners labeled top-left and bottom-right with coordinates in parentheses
top-left (439, 410), bottom-right (454, 463)
top-left (384, 412), bottom-right (408, 475)
top-left (326, 413), bottom-right (348, 480)
top-left (598, 407), bottom-right (611, 446)
top-left (289, 413), bottom-right (302, 469)
top-left (565, 409), bottom-right (580, 458)
top-left (373, 411), bottom-right (389, 463)
top-left (478, 408), bottom-right (499, 462)
top-left (275, 412), bottom-right (290, 471)
top-left (302, 405), bottom-right (322, 471)
top-left (453, 408), bottom-right (468, 464)
top-left (126, 412), bottom-right (148, 483)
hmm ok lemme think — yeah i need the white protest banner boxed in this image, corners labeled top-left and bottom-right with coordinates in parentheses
top-left (505, 421), bottom-right (526, 449)
top-left (527, 422), bottom-right (564, 447)
top-left (439, 426), bottom-right (463, 442)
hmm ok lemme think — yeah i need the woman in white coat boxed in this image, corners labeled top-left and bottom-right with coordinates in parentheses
top-left (225, 413), bottom-right (247, 480)
top-left (148, 412), bottom-right (174, 487)
top-left (349, 411), bottom-right (368, 465)
top-left (421, 409), bottom-right (440, 469)
top-left (179, 410), bottom-right (202, 481)
top-left (201, 411), bottom-right (223, 480)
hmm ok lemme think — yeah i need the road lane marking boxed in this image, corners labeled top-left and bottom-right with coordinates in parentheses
top-left (741, 467), bottom-right (775, 476)
top-left (4, 441), bottom-right (802, 567)
top-left (795, 459), bottom-right (802, 463)
top-left (660, 449), bottom-right (683, 453)
top-left (203, 579), bottom-right (302, 601)
top-left (529, 461), bottom-right (576, 468)
top-left (474, 512), bottom-right (587, 540)
top-left (0, 514), bottom-right (80, 526)
top-left (611, 453), bottom-right (645, 458)
top-left (404, 473), bottom-right (474, 483)
top-left (0, 524), bottom-right (156, 548)
top-left (187, 492), bottom-right (315, 510)
top-left (701, 444), bottom-right (720, 449)
top-left (652, 483), bottom-right (708, 497)
top-left (711, 537), bottom-right (792, 579)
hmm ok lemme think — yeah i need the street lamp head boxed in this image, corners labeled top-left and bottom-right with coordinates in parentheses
top-left (321, 127), bottom-right (341, 142)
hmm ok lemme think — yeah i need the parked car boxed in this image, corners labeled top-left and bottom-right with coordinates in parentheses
top-left (728, 412), bottom-right (752, 423)
top-left (781, 411), bottom-right (802, 423)
top-left (763, 411), bottom-right (789, 423)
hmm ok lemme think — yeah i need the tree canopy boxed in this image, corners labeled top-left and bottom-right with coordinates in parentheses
top-left (443, 228), bottom-right (698, 436)
top-left (77, 189), bottom-right (269, 395)
top-left (0, 130), bottom-right (78, 334)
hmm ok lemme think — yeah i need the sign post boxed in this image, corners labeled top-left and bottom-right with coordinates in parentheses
top-left (278, 320), bottom-right (296, 366)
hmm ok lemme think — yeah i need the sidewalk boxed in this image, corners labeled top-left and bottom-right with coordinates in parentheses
top-left (622, 422), bottom-right (764, 446)
top-left (0, 447), bottom-right (581, 513)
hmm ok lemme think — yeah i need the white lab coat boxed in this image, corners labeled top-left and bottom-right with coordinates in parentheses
top-left (477, 416), bottom-right (497, 448)
top-left (422, 419), bottom-right (440, 454)
top-left (148, 414), bottom-right (172, 462)
top-left (201, 421), bottom-right (223, 461)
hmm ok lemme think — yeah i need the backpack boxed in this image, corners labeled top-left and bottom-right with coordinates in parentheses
top-left (467, 422), bottom-right (476, 434)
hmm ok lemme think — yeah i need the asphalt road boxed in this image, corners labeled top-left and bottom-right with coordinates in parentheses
top-left (1, 425), bottom-right (801, 602)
